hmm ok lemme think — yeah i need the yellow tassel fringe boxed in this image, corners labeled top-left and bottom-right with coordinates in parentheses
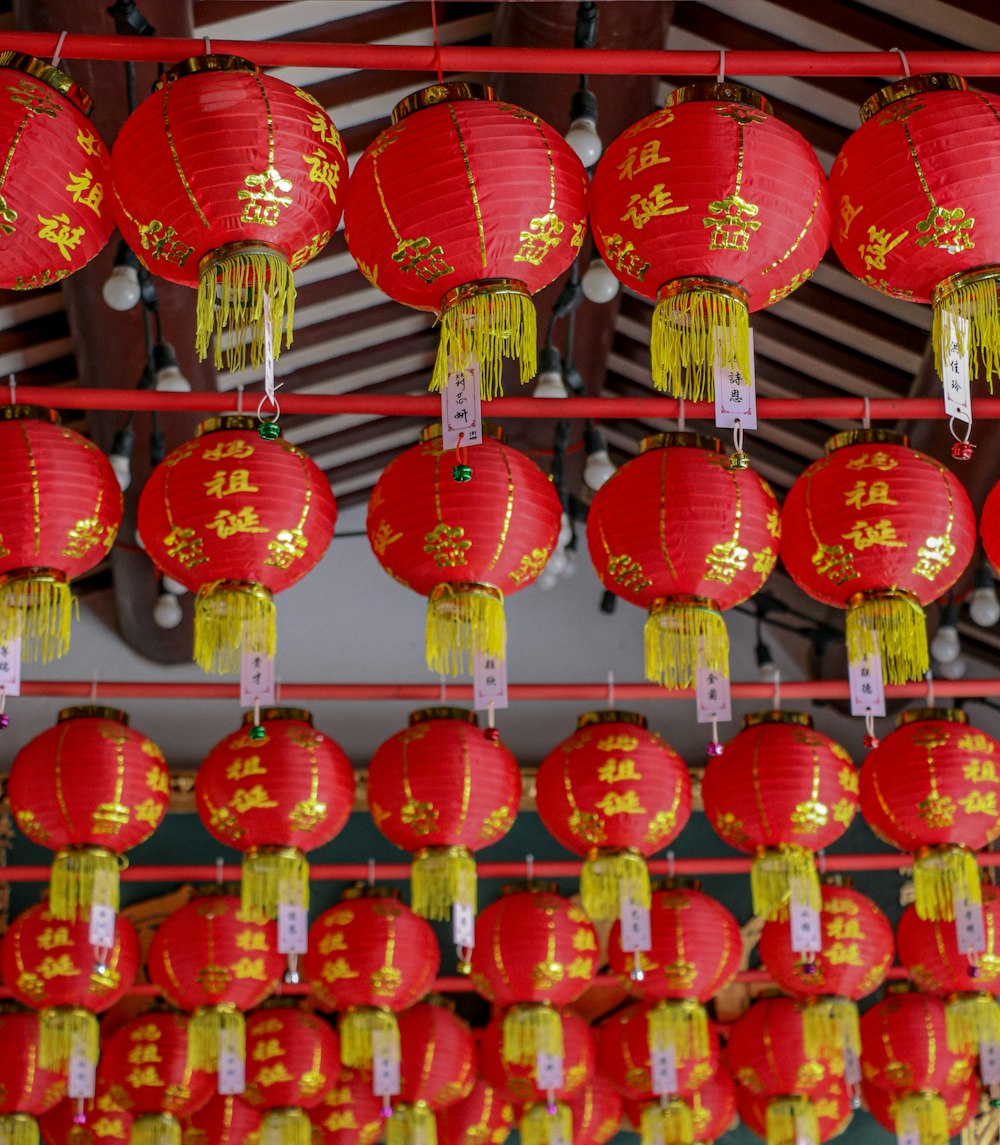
top-left (640, 1100), bottom-right (693, 1145)
top-left (386, 1103), bottom-right (437, 1145)
top-left (751, 846), bottom-right (820, 922)
top-left (652, 283), bottom-right (750, 401)
top-left (189, 1006), bottom-right (244, 1073)
top-left (132, 1114), bottom-right (181, 1145)
top-left (39, 1007), bottom-right (98, 1071)
top-left (0, 1115), bottom-right (40, 1145)
top-left (946, 992), bottom-right (1000, 1055)
top-left (582, 849), bottom-right (650, 922)
top-left (895, 1092), bottom-right (949, 1145)
top-left (933, 273), bottom-right (1000, 392)
top-left (0, 572), bottom-right (73, 664)
top-left (503, 1004), bottom-right (563, 1066)
top-left (802, 997), bottom-right (860, 1060)
top-left (520, 1102), bottom-right (572, 1145)
top-left (426, 584), bottom-right (505, 677)
top-left (411, 847), bottom-right (476, 922)
top-left (766, 1096), bottom-right (818, 1145)
top-left (242, 847), bottom-right (309, 921)
top-left (194, 582), bottom-right (276, 676)
top-left (846, 592), bottom-right (928, 685)
top-left (340, 1007), bottom-right (399, 1070)
top-left (914, 845), bottom-right (981, 922)
top-left (260, 1109), bottom-right (311, 1145)
top-left (646, 1000), bottom-right (709, 1066)
top-left (432, 286), bottom-right (536, 400)
top-left (644, 600), bottom-right (728, 690)
top-left (49, 846), bottom-right (119, 921)
top-left (196, 247), bottom-right (295, 373)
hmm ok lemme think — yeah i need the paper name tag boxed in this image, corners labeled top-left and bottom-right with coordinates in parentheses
top-left (619, 889), bottom-right (652, 953)
top-left (372, 1030), bottom-right (400, 1098)
top-left (789, 880), bottom-right (822, 954)
top-left (277, 901), bottom-right (308, 955)
top-left (441, 360), bottom-right (483, 448)
top-left (217, 1025), bottom-right (246, 1095)
top-left (474, 652), bottom-right (508, 710)
top-left (898, 1130), bottom-right (920, 1145)
top-left (695, 667), bottom-right (732, 723)
top-left (535, 1050), bottom-right (564, 1091)
top-left (843, 1043), bottom-right (861, 1086)
top-left (240, 648), bottom-right (275, 706)
top-left (650, 1046), bottom-right (678, 1096)
top-left (714, 329), bottom-right (757, 429)
top-left (848, 650), bottom-right (886, 718)
top-left (981, 1039), bottom-right (1000, 1085)
top-left (955, 895), bottom-right (986, 955)
top-left (89, 903), bottom-right (116, 949)
top-left (452, 901), bottom-right (475, 949)
top-left (0, 639), bottom-right (21, 696)
top-left (68, 1048), bottom-right (96, 1099)
top-left (940, 313), bottom-right (972, 425)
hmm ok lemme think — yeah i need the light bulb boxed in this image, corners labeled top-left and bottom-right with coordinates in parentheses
top-left (153, 342), bottom-right (191, 392)
top-left (756, 637), bottom-right (779, 682)
top-left (564, 87), bottom-right (602, 167)
top-left (937, 654), bottom-right (967, 680)
top-left (930, 623), bottom-right (961, 665)
top-left (161, 575), bottom-right (188, 596)
top-left (970, 580), bottom-right (1000, 628)
top-left (108, 452), bottom-right (131, 492)
top-left (557, 512), bottom-right (574, 550)
top-left (153, 591), bottom-right (183, 629)
top-left (102, 264), bottom-right (141, 311)
top-left (536, 566), bottom-right (561, 592)
top-left (581, 257), bottom-right (619, 304)
top-left (533, 345), bottom-right (568, 399)
top-left (546, 550), bottom-right (568, 579)
top-left (583, 426), bottom-right (616, 492)
top-left (134, 527), bottom-right (144, 551)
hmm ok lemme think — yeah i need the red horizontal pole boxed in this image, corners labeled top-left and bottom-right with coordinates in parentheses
top-left (13, 386), bottom-right (1000, 421)
top-left (14, 678), bottom-right (1000, 701)
top-left (0, 33), bottom-right (998, 78)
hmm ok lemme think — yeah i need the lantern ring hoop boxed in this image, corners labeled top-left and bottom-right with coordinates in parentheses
top-left (657, 276), bottom-right (748, 310)
top-left (742, 710), bottom-right (812, 729)
top-left (408, 706), bottom-right (478, 726)
top-left (648, 594), bottom-right (720, 617)
top-left (0, 567), bottom-right (69, 600)
top-left (438, 279), bottom-right (530, 321)
top-left (159, 54), bottom-right (261, 87)
top-left (859, 73), bottom-right (967, 123)
top-left (897, 707), bottom-right (967, 727)
top-left (0, 51), bottom-right (93, 114)
top-left (665, 82), bottom-right (772, 114)
top-left (826, 427), bottom-right (907, 452)
top-left (577, 710), bottom-right (648, 729)
top-left (0, 405), bottom-right (59, 424)
top-left (198, 241), bottom-right (288, 307)
top-left (429, 582), bottom-right (503, 613)
top-left (392, 81), bottom-right (497, 123)
top-left (931, 266), bottom-right (1000, 310)
top-left (421, 422), bottom-right (505, 444)
top-left (640, 431), bottom-right (722, 454)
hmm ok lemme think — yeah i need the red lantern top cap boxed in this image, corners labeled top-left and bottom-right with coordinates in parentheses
top-left (198, 414), bottom-right (278, 438)
top-left (240, 707), bottom-right (312, 726)
top-left (825, 428), bottom-right (908, 454)
top-left (408, 707), bottom-right (478, 727)
top-left (58, 705), bottom-right (129, 725)
top-left (859, 73), bottom-right (967, 123)
top-left (341, 882), bottom-right (400, 902)
top-left (0, 51), bottom-right (93, 115)
top-left (0, 405), bottom-right (59, 425)
top-left (741, 710), bottom-right (812, 730)
top-left (420, 422), bottom-right (505, 445)
top-left (665, 82), bottom-right (772, 116)
top-left (500, 879), bottom-right (559, 896)
top-left (576, 710), bottom-right (648, 730)
top-left (896, 706), bottom-right (968, 728)
top-left (640, 431), bottom-right (722, 455)
top-left (391, 82), bottom-right (497, 124)
top-left (157, 54), bottom-right (260, 89)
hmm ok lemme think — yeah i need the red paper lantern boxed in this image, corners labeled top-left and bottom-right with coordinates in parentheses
top-left (307, 1069), bottom-right (384, 1145)
top-left (366, 426), bottom-right (561, 675)
top-left (727, 996), bottom-right (842, 1145)
top-left (137, 416), bottom-right (337, 674)
top-left (8, 706), bottom-right (169, 925)
top-left (0, 406), bottom-right (121, 662)
top-left (469, 885), bottom-right (598, 1068)
top-left (535, 712), bottom-right (692, 921)
top-left (0, 54), bottom-right (113, 289)
top-left (607, 885), bottom-right (741, 1073)
top-left (0, 1010), bottom-right (66, 1145)
top-left (99, 1012), bottom-right (215, 1145)
top-left (304, 887), bottom-right (440, 1070)
top-left (859, 708), bottom-right (1000, 922)
top-left (39, 1084), bottom-right (132, 1145)
top-left (624, 1068), bottom-right (737, 1145)
top-left (862, 1074), bottom-right (979, 1142)
top-left (980, 479), bottom-right (1000, 579)
top-left (860, 991), bottom-right (974, 1145)
top-left (146, 894), bottom-right (283, 1083)
top-left (1, 902), bottom-right (140, 1096)
top-left (181, 1095), bottom-right (260, 1145)
top-left (780, 429), bottom-right (975, 684)
top-left (345, 82), bottom-right (588, 399)
top-left (828, 75), bottom-right (1000, 389)
top-left (196, 709), bottom-right (354, 925)
top-left (897, 886), bottom-right (1000, 1058)
top-left (243, 1007), bottom-right (339, 1145)
top-left (737, 1076), bottom-right (852, 1145)
top-left (585, 433), bottom-right (780, 688)
top-left (111, 55), bottom-right (346, 371)
top-left (367, 707), bottom-right (521, 922)
top-left (435, 1078), bottom-right (513, 1145)
top-left (590, 84), bottom-right (829, 400)
top-left (758, 883), bottom-right (893, 1080)
top-left (701, 711), bottom-right (857, 920)
top-left (565, 1075), bottom-right (623, 1145)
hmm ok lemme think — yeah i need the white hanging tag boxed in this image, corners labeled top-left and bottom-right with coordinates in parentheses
top-left (848, 650), bottom-right (886, 718)
top-left (67, 1031), bottom-right (96, 1099)
top-left (277, 899), bottom-right (308, 956)
top-left (695, 667), bottom-right (732, 723)
top-left (371, 1029), bottom-right (400, 1098)
top-left (0, 639), bottom-right (21, 696)
top-left (794, 1115), bottom-right (817, 1145)
top-left (217, 1023), bottom-right (246, 1095)
top-left (619, 885), bottom-right (652, 953)
top-left (535, 1050), bottom-right (564, 1091)
top-left (474, 652), bottom-right (508, 710)
top-left (548, 1115), bottom-right (571, 1145)
top-left (714, 329), bottom-right (757, 429)
top-left (897, 1128), bottom-right (920, 1145)
top-left (240, 646), bottom-right (275, 706)
top-left (650, 1046), bottom-right (678, 1097)
top-left (955, 894), bottom-right (986, 955)
top-left (843, 1042), bottom-right (861, 1086)
top-left (88, 864), bottom-right (116, 948)
top-left (940, 313), bottom-right (972, 425)
top-left (980, 1039), bottom-right (1000, 1085)
top-left (441, 359), bottom-right (483, 449)
top-left (452, 900), bottom-right (475, 950)
top-left (789, 877), bottom-right (822, 955)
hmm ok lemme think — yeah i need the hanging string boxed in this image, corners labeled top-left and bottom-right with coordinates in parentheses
top-left (430, 0), bottom-right (444, 84)
top-left (526, 853), bottom-right (534, 881)
top-left (203, 36), bottom-right (212, 55)
top-left (772, 668), bottom-right (781, 711)
top-left (215, 857), bottom-right (224, 886)
top-left (925, 669), bottom-right (935, 709)
top-left (367, 858), bottom-right (376, 887)
top-left (677, 396), bottom-right (686, 433)
top-left (0, 690), bottom-right (8, 731)
top-left (890, 46), bottom-right (912, 78)
top-left (51, 31), bottom-right (68, 69)
top-left (717, 48), bottom-right (726, 83)
top-left (862, 395), bottom-right (871, 429)
top-left (607, 670), bottom-right (615, 711)
top-left (863, 707), bottom-right (880, 749)
top-left (452, 430), bottom-right (472, 481)
top-left (7, 373), bottom-right (15, 404)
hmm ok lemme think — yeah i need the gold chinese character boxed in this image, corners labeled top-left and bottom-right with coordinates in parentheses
top-left (36, 926), bottom-right (71, 950)
top-left (66, 169), bottom-right (104, 216)
top-left (597, 758), bottom-right (641, 784)
top-left (825, 917), bottom-right (862, 941)
top-left (572, 928), bottom-right (597, 952)
top-left (703, 194), bottom-right (761, 251)
top-left (38, 954), bottom-right (78, 978)
top-left (515, 212), bottom-right (565, 265)
top-left (127, 1044), bottom-right (162, 1065)
top-left (146, 767), bottom-right (169, 794)
top-left (290, 229), bottom-right (331, 271)
top-left (423, 522), bottom-right (470, 567)
top-left (845, 451), bottom-right (899, 473)
top-left (752, 546), bottom-right (777, 576)
top-left (236, 928), bottom-right (269, 952)
top-left (960, 733), bottom-right (996, 755)
top-left (959, 790), bottom-right (997, 817)
top-left (912, 535), bottom-right (955, 582)
top-left (0, 193), bottom-right (16, 236)
top-left (7, 79), bottom-right (59, 117)
top-left (302, 148), bottom-right (341, 201)
top-left (963, 758), bottom-right (999, 784)
top-left (790, 801), bottom-right (829, 832)
top-left (915, 205), bottom-right (974, 253)
top-left (616, 141), bottom-right (670, 181)
top-left (391, 236), bottom-right (454, 283)
top-left (620, 183), bottom-right (688, 229)
top-left (206, 507), bottom-right (269, 539)
top-left (598, 231), bottom-right (649, 281)
top-left (844, 480), bottom-right (897, 510)
top-left (205, 469), bottom-right (260, 500)
top-left (837, 194), bottom-right (863, 243)
top-left (256, 1063), bottom-right (294, 1087)
top-left (238, 167), bottom-right (293, 226)
top-left (76, 128), bottom-right (103, 158)
top-left (125, 1066), bottom-right (163, 1088)
top-left (321, 957), bottom-right (358, 982)
top-left (202, 440), bottom-right (254, 462)
top-left (705, 539), bottom-right (749, 583)
top-left (841, 518), bottom-right (906, 551)
top-left (917, 792), bottom-right (956, 829)
top-left (826, 942), bottom-right (862, 967)
top-left (566, 956), bottom-right (595, 979)
top-left (605, 552), bottom-right (652, 593)
top-left (233, 957), bottom-right (267, 980)
top-left (37, 213), bottom-right (85, 261)
top-left (265, 529), bottom-right (309, 570)
top-left (226, 755), bottom-right (267, 782)
top-left (508, 548), bottom-right (550, 586)
top-left (306, 108), bottom-right (341, 146)
top-left (230, 785), bottom-right (278, 813)
top-left (136, 219), bottom-right (194, 266)
top-left (317, 933), bottom-right (348, 955)
top-left (594, 790), bottom-right (647, 817)
top-left (839, 766), bottom-right (859, 794)
top-left (858, 225), bottom-right (908, 271)
top-left (163, 526), bottom-right (207, 568)
top-left (134, 799), bottom-right (162, 827)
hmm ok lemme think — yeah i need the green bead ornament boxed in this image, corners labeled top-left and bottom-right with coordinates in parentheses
top-left (249, 724), bottom-right (267, 741)
top-left (258, 420), bottom-right (280, 441)
top-left (452, 463), bottom-right (473, 482)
